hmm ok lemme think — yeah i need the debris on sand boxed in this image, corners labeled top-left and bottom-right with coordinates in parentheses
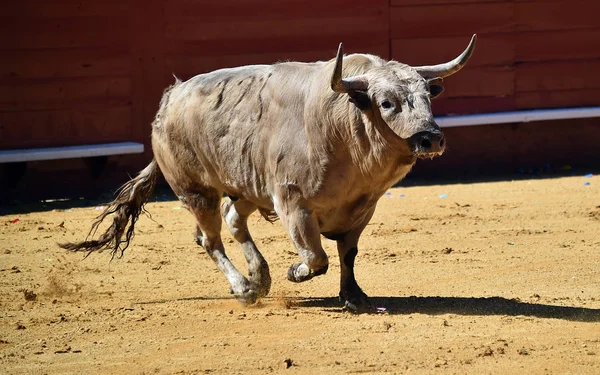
top-left (401, 226), bottom-right (417, 233)
top-left (20, 289), bottom-right (37, 301)
top-left (283, 358), bottom-right (293, 369)
top-left (54, 346), bottom-right (71, 354)
top-left (478, 346), bottom-right (494, 357)
top-left (441, 247), bottom-right (454, 254)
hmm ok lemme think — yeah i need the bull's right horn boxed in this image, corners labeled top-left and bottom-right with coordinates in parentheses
top-left (331, 43), bottom-right (369, 93)
top-left (415, 34), bottom-right (477, 79)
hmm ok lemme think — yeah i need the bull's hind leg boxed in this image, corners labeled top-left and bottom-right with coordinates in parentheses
top-left (183, 190), bottom-right (258, 305)
top-left (221, 197), bottom-right (271, 298)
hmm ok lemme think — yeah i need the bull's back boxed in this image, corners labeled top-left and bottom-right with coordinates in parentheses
top-left (152, 62), bottom-right (324, 205)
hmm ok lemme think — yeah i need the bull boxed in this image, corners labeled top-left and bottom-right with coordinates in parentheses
top-left (61, 35), bottom-right (476, 310)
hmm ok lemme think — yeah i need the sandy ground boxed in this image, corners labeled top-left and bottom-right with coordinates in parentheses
top-left (1, 175), bottom-right (599, 374)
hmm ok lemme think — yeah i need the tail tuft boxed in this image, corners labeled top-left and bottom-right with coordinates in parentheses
top-left (59, 160), bottom-right (159, 259)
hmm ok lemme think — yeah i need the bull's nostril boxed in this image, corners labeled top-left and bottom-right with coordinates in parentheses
top-left (420, 139), bottom-right (432, 150)
top-left (439, 138), bottom-right (445, 148)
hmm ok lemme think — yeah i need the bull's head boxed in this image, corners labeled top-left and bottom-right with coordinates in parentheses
top-left (331, 35), bottom-right (476, 158)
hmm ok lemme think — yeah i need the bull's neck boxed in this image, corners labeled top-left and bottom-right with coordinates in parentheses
top-left (307, 97), bottom-right (416, 182)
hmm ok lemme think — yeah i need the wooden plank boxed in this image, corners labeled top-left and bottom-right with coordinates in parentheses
top-left (165, 0), bottom-right (388, 23)
top-left (165, 33), bottom-right (388, 58)
top-left (391, 0), bottom-right (503, 5)
top-left (516, 89), bottom-right (600, 110)
top-left (515, 1), bottom-right (600, 32)
top-left (0, 107), bottom-right (132, 149)
top-left (0, 16), bottom-right (130, 49)
top-left (438, 66), bottom-right (514, 98)
top-left (390, 3), bottom-right (514, 39)
top-left (165, 38), bottom-right (388, 79)
top-left (516, 29), bottom-right (600, 63)
top-left (164, 0), bottom-right (391, 78)
top-left (392, 33), bottom-right (514, 68)
top-left (514, 0), bottom-right (593, 2)
top-left (165, 16), bottom-right (389, 44)
top-left (165, 43), bottom-right (390, 80)
top-left (516, 60), bottom-right (600, 92)
top-left (0, 47), bottom-right (130, 80)
top-left (0, 77), bottom-right (131, 112)
top-left (0, 1), bottom-right (130, 18)
top-left (164, 0), bottom-right (389, 50)
top-left (432, 96), bottom-right (516, 116)
top-left (0, 142), bottom-right (144, 163)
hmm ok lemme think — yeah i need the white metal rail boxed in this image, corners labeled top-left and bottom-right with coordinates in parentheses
top-left (0, 142), bottom-right (144, 163)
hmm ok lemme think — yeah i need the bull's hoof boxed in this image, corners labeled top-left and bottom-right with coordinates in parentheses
top-left (339, 288), bottom-right (371, 312)
top-left (286, 262), bottom-right (328, 283)
top-left (229, 278), bottom-right (264, 305)
top-left (231, 287), bottom-right (259, 305)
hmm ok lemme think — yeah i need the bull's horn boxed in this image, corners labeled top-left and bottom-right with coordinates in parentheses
top-left (415, 34), bottom-right (477, 79)
top-left (331, 43), bottom-right (369, 93)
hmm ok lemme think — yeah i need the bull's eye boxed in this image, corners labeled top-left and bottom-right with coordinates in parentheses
top-left (381, 100), bottom-right (392, 109)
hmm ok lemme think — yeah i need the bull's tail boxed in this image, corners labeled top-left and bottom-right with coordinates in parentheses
top-left (59, 159), bottom-right (160, 259)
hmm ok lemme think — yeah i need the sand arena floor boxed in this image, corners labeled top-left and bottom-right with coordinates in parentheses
top-left (1, 175), bottom-right (599, 374)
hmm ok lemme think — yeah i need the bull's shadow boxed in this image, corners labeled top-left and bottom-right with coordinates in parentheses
top-left (292, 296), bottom-right (600, 322)
top-left (138, 294), bottom-right (600, 322)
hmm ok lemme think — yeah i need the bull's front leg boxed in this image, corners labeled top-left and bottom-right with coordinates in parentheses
top-left (337, 207), bottom-right (376, 311)
top-left (275, 191), bottom-right (328, 282)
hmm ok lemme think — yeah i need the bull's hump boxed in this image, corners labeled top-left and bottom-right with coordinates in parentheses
top-left (197, 65), bottom-right (273, 86)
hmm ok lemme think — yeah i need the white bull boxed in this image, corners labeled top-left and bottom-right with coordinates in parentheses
top-left (61, 36), bottom-right (476, 310)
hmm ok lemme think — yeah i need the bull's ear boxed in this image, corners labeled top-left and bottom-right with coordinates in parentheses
top-left (429, 84), bottom-right (444, 99)
top-left (348, 90), bottom-right (371, 110)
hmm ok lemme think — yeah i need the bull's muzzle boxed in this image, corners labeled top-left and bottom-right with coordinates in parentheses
top-left (408, 130), bottom-right (445, 158)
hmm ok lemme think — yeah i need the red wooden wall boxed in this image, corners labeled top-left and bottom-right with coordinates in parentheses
top-left (0, 1), bottom-right (135, 149)
top-left (0, 0), bottom-right (390, 151)
top-left (163, 0), bottom-right (390, 80)
top-left (391, 0), bottom-right (600, 116)
top-left (1, 0), bottom-right (599, 183)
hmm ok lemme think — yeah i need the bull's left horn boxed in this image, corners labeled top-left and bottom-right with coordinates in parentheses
top-left (415, 34), bottom-right (477, 79)
top-left (331, 43), bottom-right (369, 93)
